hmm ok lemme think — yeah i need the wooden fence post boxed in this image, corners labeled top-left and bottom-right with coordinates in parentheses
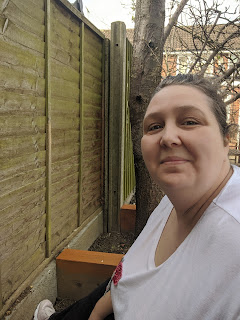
top-left (108, 22), bottom-right (127, 231)
top-left (78, 21), bottom-right (85, 227)
top-left (45, 0), bottom-right (52, 258)
top-left (103, 38), bottom-right (110, 233)
top-left (0, 264), bottom-right (2, 310)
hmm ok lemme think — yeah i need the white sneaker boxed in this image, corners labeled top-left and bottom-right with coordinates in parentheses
top-left (34, 299), bottom-right (55, 320)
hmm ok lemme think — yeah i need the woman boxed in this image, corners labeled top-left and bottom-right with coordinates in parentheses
top-left (35, 74), bottom-right (240, 320)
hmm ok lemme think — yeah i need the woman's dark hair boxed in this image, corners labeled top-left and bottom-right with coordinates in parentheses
top-left (152, 74), bottom-right (229, 137)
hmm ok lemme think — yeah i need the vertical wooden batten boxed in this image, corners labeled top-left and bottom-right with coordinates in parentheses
top-left (45, 0), bottom-right (52, 257)
top-left (0, 264), bottom-right (2, 310)
top-left (78, 21), bottom-right (85, 226)
top-left (108, 22), bottom-right (127, 231)
top-left (103, 38), bottom-right (110, 233)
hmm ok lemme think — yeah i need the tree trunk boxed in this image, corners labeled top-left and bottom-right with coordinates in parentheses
top-left (129, 0), bottom-right (166, 236)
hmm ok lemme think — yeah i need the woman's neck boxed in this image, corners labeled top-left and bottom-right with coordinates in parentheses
top-left (166, 164), bottom-right (233, 227)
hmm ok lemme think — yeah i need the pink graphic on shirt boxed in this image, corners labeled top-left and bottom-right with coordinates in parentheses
top-left (112, 260), bottom-right (123, 286)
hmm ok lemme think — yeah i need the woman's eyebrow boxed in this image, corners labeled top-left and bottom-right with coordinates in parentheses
top-left (174, 105), bottom-right (205, 116)
top-left (144, 105), bottom-right (205, 122)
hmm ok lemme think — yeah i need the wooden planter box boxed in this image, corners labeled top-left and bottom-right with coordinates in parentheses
top-left (120, 204), bottom-right (136, 233)
top-left (56, 249), bottom-right (123, 300)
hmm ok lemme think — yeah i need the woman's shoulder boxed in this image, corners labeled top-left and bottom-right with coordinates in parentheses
top-left (213, 165), bottom-right (240, 224)
top-left (147, 195), bottom-right (172, 223)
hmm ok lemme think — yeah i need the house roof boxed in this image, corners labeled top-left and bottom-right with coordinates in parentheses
top-left (102, 24), bottom-right (240, 51)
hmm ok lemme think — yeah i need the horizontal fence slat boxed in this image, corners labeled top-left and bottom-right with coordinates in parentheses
top-left (0, 17), bottom-right (45, 54)
top-left (0, 150), bottom-right (46, 181)
top-left (0, 90), bottom-right (45, 115)
top-left (0, 39), bottom-right (45, 77)
top-left (4, 0), bottom-right (45, 39)
top-left (0, 167), bottom-right (46, 196)
top-left (50, 45), bottom-right (80, 71)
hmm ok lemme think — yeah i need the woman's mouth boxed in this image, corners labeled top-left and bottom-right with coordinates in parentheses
top-left (160, 156), bottom-right (188, 164)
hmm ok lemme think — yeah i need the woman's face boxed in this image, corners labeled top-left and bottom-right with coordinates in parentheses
top-left (141, 85), bottom-right (230, 194)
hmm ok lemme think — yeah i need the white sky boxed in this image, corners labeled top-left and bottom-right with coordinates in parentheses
top-left (68, 0), bottom-right (135, 30)
top-left (68, 0), bottom-right (239, 30)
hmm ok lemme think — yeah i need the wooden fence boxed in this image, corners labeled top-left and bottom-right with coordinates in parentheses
top-left (0, 0), bottom-right (135, 313)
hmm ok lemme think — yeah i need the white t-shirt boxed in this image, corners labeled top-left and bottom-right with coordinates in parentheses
top-left (111, 165), bottom-right (240, 320)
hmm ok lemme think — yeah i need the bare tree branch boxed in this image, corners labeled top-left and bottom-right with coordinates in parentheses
top-left (163, 0), bottom-right (189, 45)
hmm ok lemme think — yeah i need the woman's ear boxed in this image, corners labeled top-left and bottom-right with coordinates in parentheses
top-left (223, 134), bottom-right (230, 147)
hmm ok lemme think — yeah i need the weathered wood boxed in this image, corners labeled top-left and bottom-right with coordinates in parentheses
top-left (51, 0), bottom-right (80, 35)
top-left (84, 53), bottom-right (103, 72)
top-left (51, 60), bottom-right (79, 83)
top-left (51, 29), bottom-right (79, 60)
top-left (82, 198), bottom-right (101, 219)
top-left (78, 21), bottom-right (84, 226)
top-left (51, 18), bottom-right (80, 59)
top-left (52, 155), bottom-right (79, 174)
top-left (0, 39), bottom-right (45, 77)
top-left (82, 187), bottom-right (101, 206)
top-left (3, 0), bottom-right (45, 39)
top-left (0, 134), bottom-right (45, 159)
top-left (84, 89), bottom-right (102, 106)
top-left (84, 63), bottom-right (102, 82)
top-left (84, 42), bottom-right (103, 63)
top-left (52, 192), bottom-right (78, 218)
top-left (0, 64), bottom-right (45, 96)
top-left (0, 221), bottom-right (45, 269)
top-left (45, 0), bottom-right (52, 258)
top-left (0, 192), bottom-right (46, 232)
top-left (0, 116), bottom-right (45, 137)
top-left (0, 263), bottom-right (2, 310)
top-left (83, 105), bottom-right (102, 119)
top-left (84, 26), bottom-right (103, 51)
top-left (51, 130), bottom-right (79, 146)
top-left (103, 38), bottom-right (110, 233)
top-left (51, 77), bottom-right (79, 101)
top-left (82, 139), bottom-right (101, 153)
top-left (51, 214), bottom-right (77, 249)
top-left (57, 0), bottom-right (105, 40)
top-left (52, 164), bottom-right (79, 184)
top-left (0, 90), bottom-right (45, 115)
top-left (82, 172), bottom-right (101, 193)
top-left (83, 118), bottom-right (102, 131)
top-left (51, 44), bottom-right (80, 71)
top-left (0, 17), bottom-right (45, 54)
top-left (82, 147), bottom-right (102, 162)
top-left (2, 241), bottom-right (45, 301)
top-left (0, 178), bottom-right (46, 211)
top-left (108, 22), bottom-right (127, 231)
top-left (84, 73), bottom-right (102, 93)
top-left (82, 130), bottom-right (102, 141)
top-left (51, 144), bottom-right (79, 163)
top-left (82, 158), bottom-right (101, 177)
top-left (8, 0), bottom-right (45, 24)
top-left (0, 150), bottom-right (46, 180)
top-left (51, 98), bottom-right (79, 115)
top-left (51, 183), bottom-right (78, 207)
top-left (51, 172), bottom-right (79, 196)
top-left (51, 115), bottom-right (80, 130)
top-left (0, 167), bottom-right (46, 196)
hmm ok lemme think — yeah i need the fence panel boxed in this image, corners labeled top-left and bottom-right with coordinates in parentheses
top-left (81, 25), bottom-right (104, 222)
top-left (0, 0), bottom-right (46, 302)
top-left (50, 0), bottom-right (80, 251)
top-left (123, 39), bottom-right (135, 202)
top-left (0, 0), bottom-right (105, 310)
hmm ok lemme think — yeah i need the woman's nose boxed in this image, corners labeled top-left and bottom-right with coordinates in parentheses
top-left (159, 125), bottom-right (182, 148)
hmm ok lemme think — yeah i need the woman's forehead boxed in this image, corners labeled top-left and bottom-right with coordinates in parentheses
top-left (145, 85), bottom-right (212, 115)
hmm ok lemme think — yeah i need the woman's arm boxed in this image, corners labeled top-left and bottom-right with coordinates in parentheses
top-left (88, 290), bottom-right (113, 320)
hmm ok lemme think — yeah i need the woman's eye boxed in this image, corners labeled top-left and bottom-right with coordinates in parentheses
top-left (148, 124), bottom-right (163, 131)
top-left (182, 120), bottom-right (199, 126)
